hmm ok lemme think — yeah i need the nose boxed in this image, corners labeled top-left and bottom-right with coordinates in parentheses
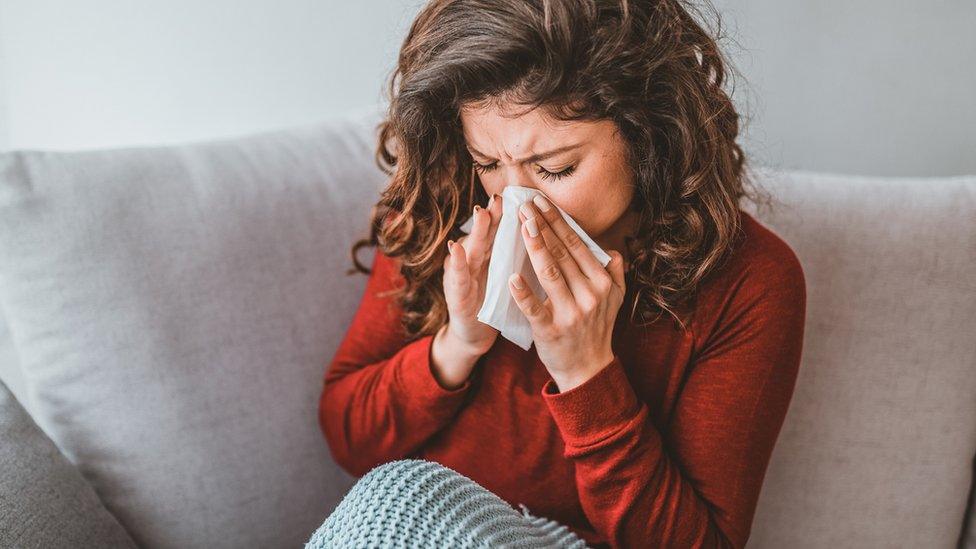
top-left (492, 183), bottom-right (536, 210)
top-left (503, 183), bottom-right (534, 194)
top-left (477, 166), bottom-right (540, 199)
top-left (502, 177), bottom-right (539, 193)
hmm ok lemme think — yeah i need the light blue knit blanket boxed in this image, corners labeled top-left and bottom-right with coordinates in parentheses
top-left (305, 459), bottom-right (592, 548)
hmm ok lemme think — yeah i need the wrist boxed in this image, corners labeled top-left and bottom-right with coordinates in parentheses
top-left (443, 324), bottom-right (490, 360)
top-left (429, 324), bottom-right (481, 390)
top-left (549, 353), bottom-right (615, 393)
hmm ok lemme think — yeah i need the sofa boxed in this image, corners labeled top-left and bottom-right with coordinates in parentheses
top-left (1, 104), bottom-right (974, 549)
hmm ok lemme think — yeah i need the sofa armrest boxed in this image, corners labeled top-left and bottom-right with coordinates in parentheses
top-left (0, 379), bottom-right (138, 548)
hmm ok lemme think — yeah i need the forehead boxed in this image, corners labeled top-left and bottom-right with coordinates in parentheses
top-left (459, 102), bottom-right (595, 147)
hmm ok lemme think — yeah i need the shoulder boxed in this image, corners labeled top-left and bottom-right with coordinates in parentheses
top-left (370, 246), bottom-right (397, 273)
top-left (731, 210), bottom-right (805, 288)
top-left (361, 246), bottom-right (407, 298)
top-left (691, 210), bottom-right (807, 344)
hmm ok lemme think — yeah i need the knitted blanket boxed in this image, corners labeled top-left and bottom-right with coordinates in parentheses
top-left (305, 459), bottom-right (592, 548)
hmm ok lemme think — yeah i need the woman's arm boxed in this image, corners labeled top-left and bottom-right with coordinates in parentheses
top-left (319, 247), bottom-right (478, 478)
top-left (540, 248), bottom-right (807, 548)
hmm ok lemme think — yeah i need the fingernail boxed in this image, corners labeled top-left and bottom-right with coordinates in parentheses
top-left (519, 202), bottom-right (534, 219)
top-left (474, 204), bottom-right (481, 214)
top-left (510, 273), bottom-right (524, 290)
top-left (532, 194), bottom-right (551, 212)
top-left (486, 195), bottom-right (494, 209)
top-left (525, 217), bottom-right (539, 237)
top-left (447, 239), bottom-right (455, 255)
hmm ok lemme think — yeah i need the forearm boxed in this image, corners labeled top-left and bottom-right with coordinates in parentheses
top-left (320, 332), bottom-right (475, 477)
top-left (569, 408), bottom-right (737, 548)
top-left (543, 359), bottom-right (739, 548)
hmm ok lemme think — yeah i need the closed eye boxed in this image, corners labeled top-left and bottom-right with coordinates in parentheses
top-left (473, 162), bottom-right (576, 181)
top-left (537, 164), bottom-right (576, 181)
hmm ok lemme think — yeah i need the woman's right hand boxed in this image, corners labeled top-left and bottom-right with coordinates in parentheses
top-left (442, 193), bottom-right (503, 357)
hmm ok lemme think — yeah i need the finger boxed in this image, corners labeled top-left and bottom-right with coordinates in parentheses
top-left (528, 194), bottom-right (605, 280)
top-left (518, 206), bottom-right (576, 314)
top-left (462, 205), bottom-right (491, 271)
top-left (508, 272), bottom-right (551, 326)
top-left (606, 250), bottom-right (626, 293)
top-left (444, 239), bottom-right (471, 299)
top-left (485, 193), bottom-right (503, 253)
top-left (519, 200), bottom-right (591, 302)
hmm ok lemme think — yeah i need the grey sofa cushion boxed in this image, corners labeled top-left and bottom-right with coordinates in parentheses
top-left (742, 169), bottom-right (976, 548)
top-left (0, 315), bottom-right (26, 409)
top-left (0, 108), bottom-right (388, 548)
top-left (964, 477), bottom-right (976, 549)
top-left (0, 379), bottom-right (137, 548)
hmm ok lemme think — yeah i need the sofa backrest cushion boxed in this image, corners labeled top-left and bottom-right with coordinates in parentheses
top-left (741, 169), bottom-right (976, 547)
top-left (0, 317), bottom-right (25, 408)
top-left (0, 108), bottom-right (388, 548)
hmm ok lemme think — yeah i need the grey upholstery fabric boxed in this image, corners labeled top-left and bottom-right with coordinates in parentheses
top-left (0, 109), bottom-right (387, 548)
top-left (964, 475), bottom-right (976, 549)
top-left (0, 314), bottom-right (26, 409)
top-left (0, 379), bottom-right (137, 548)
top-left (741, 169), bottom-right (976, 548)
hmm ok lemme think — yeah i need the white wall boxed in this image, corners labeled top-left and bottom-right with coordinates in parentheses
top-left (0, 2), bottom-right (9, 150)
top-left (0, 0), bottom-right (420, 151)
top-left (0, 0), bottom-right (973, 177)
top-left (713, 0), bottom-right (976, 177)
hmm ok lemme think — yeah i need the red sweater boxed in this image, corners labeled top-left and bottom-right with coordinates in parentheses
top-left (319, 210), bottom-right (806, 549)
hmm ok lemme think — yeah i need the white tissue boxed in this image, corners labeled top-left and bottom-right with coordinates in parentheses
top-left (458, 185), bottom-right (612, 351)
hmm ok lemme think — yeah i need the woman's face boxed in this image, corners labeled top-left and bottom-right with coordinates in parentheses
top-left (459, 102), bottom-right (637, 249)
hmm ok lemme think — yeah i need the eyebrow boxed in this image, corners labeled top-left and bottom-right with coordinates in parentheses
top-left (465, 142), bottom-right (583, 164)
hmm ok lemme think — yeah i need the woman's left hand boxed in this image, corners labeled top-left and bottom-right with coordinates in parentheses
top-left (509, 195), bottom-right (627, 392)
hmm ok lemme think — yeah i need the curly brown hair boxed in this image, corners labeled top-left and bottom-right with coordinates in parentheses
top-left (349, 0), bottom-right (773, 339)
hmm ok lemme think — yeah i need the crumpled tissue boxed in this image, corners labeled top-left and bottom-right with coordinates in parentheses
top-left (458, 185), bottom-right (611, 351)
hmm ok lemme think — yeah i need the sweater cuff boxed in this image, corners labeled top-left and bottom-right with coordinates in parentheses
top-left (540, 355), bottom-right (641, 447)
top-left (397, 333), bottom-right (473, 403)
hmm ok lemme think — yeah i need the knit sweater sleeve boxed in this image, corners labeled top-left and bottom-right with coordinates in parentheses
top-left (319, 247), bottom-right (473, 478)
top-left (539, 243), bottom-right (807, 548)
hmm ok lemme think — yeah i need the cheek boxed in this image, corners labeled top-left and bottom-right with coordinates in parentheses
top-left (550, 167), bottom-right (632, 235)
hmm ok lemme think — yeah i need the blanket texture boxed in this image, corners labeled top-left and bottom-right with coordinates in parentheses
top-left (305, 459), bottom-right (591, 548)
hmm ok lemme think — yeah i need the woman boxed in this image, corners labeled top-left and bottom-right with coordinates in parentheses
top-left (313, 0), bottom-right (806, 547)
